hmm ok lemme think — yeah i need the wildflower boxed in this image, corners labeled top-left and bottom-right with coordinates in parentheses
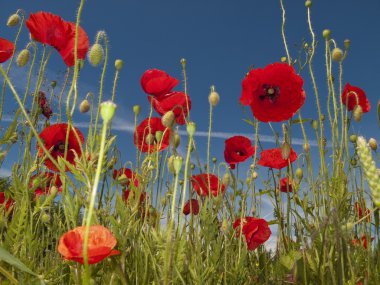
top-left (30, 172), bottom-right (62, 196)
top-left (134, 117), bottom-right (171, 153)
top-left (57, 225), bottom-right (120, 264)
top-left (224, 136), bottom-right (256, 169)
top-left (112, 168), bottom-right (139, 188)
top-left (258, 147), bottom-right (297, 169)
top-left (191, 173), bottom-right (225, 197)
top-left (341, 83), bottom-right (370, 113)
top-left (0, 192), bottom-right (14, 211)
top-left (183, 199), bottom-right (200, 215)
top-left (37, 123), bottom-right (84, 172)
top-left (233, 217), bottom-right (271, 250)
top-left (123, 190), bottom-right (147, 205)
top-left (26, 12), bottom-right (89, 67)
top-left (279, 177), bottom-right (292, 193)
top-left (240, 63), bottom-right (306, 122)
top-left (354, 202), bottom-right (371, 222)
top-left (351, 235), bottom-right (374, 249)
top-left (141, 69), bottom-right (179, 98)
top-left (149, 91), bottom-right (191, 125)
top-left (0, 37), bottom-right (15, 63)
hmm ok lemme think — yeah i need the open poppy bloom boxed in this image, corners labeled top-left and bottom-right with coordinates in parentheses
top-left (351, 235), bottom-right (374, 249)
top-left (38, 91), bottom-right (53, 119)
top-left (148, 91), bottom-right (191, 125)
top-left (57, 225), bottom-right (120, 264)
top-left (354, 202), bottom-right (371, 222)
top-left (341, 83), bottom-right (370, 113)
top-left (279, 177), bottom-right (292, 193)
top-left (30, 172), bottom-right (62, 196)
top-left (183, 199), bottom-right (200, 215)
top-left (26, 12), bottom-right (89, 67)
top-left (123, 190), bottom-right (147, 205)
top-left (240, 62), bottom-right (306, 122)
top-left (113, 168), bottom-right (139, 188)
top-left (0, 37), bottom-right (15, 63)
top-left (258, 147), bottom-right (297, 169)
top-left (37, 123), bottom-right (84, 172)
top-left (0, 192), bottom-right (15, 211)
top-left (233, 217), bottom-right (271, 250)
top-left (134, 117), bottom-right (171, 153)
top-left (191, 174), bottom-right (225, 197)
top-left (224, 136), bottom-right (256, 169)
top-left (141, 69), bottom-right (179, 98)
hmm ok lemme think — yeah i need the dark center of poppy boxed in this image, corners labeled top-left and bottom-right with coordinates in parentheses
top-left (259, 84), bottom-right (280, 103)
top-left (54, 141), bottom-right (66, 153)
top-left (235, 150), bottom-right (245, 156)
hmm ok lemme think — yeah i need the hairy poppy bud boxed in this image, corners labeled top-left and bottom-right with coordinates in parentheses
top-left (79, 99), bottom-right (90, 113)
top-left (88, 43), bottom-right (104, 67)
top-left (296, 168), bottom-right (303, 180)
top-left (353, 105), bottom-right (363, 122)
top-left (303, 143), bottom-right (310, 153)
top-left (252, 171), bottom-right (258, 180)
top-left (281, 142), bottom-right (291, 160)
top-left (311, 120), bottom-right (318, 130)
top-left (305, 0), bottom-right (312, 8)
top-left (212, 157), bottom-right (217, 163)
top-left (51, 80), bottom-right (57, 89)
top-left (208, 86), bottom-right (220, 106)
top-left (222, 173), bottom-right (231, 188)
top-left (322, 29), bottom-right (331, 40)
top-left (145, 133), bottom-right (155, 145)
top-left (168, 155), bottom-right (175, 174)
top-left (7, 14), bottom-right (20, 27)
top-left (16, 49), bottom-right (30, 67)
top-left (369, 138), bottom-right (378, 151)
top-left (186, 122), bottom-right (196, 136)
top-left (162, 110), bottom-right (175, 128)
top-left (115, 59), bottom-right (123, 70)
top-left (332, 48), bottom-right (343, 62)
top-left (344, 39), bottom-right (351, 49)
top-left (350, 134), bottom-right (357, 143)
top-left (100, 100), bottom-right (117, 122)
top-left (173, 134), bottom-right (181, 148)
top-left (133, 105), bottom-right (140, 116)
top-left (173, 155), bottom-right (183, 175)
top-left (155, 131), bottom-right (163, 143)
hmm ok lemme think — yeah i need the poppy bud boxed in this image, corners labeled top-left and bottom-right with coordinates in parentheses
top-left (296, 168), bottom-right (303, 180)
top-left (16, 49), bottom-right (30, 67)
top-left (332, 48), bottom-right (343, 62)
top-left (222, 173), bottom-right (231, 188)
top-left (251, 171), bottom-right (258, 180)
top-left (186, 122), bottom-right (196, 136)
top-left (155, 131), bottom-right (163, 143)
top-left (41, 213), bottom-right (51, 224)
top-left (145, 133), bottom-right (155, 145)
top-left (311, 120), bottom-right (318, 130)
top-left (162, 110), bottom-right (175, 128)
top-left (168, 155), bottom-right (175, 174)
top-left (341, 222), bottom-right (354, 232)
top-left (173, 156), bottom-right (183, 175)
top-left (79, 99), bottom-right (90, 113)
top-left (303, 142), bottom-right (310, 153)
top-left (133, 105), bottom-right (140, 116)
top-left (344, 39), bottom-right (351, 49)
top-left (281, 142), bottom-right (291, 160)
top-left (212, 157), bottom-right (217, 164)
top-left (190, 163), bottom-right (195, 170)
top-left (100, 101), bottom-right (117, 122)
top-left (353, 105), bottom-right (363, 122)
top-left (180, 58), bottom-right (186, 66)
top-left (173, 134), bottom-right (181, 149)
top-left (350, 158), bottom-right (357, 166)
top-left (88, 43), bottom-right (104, 67)
top-left (208, 86), bottom-right (220, 106)
top-left (305, 0), bottom-right (312, 8)
top-left (349, 134), bottom-right (357, 143)
top-left (115, 59), bottom-right (123, 71)
top-left (369, 138), bottom-right (378, 151)
top-left (7, 14), bottom-right (20, 27)
top-left (51, 80), bottom-right (57, 89)
top-left (321, 114), bottom-right (325, 121)
top-left (322, 29), bottom-right (331, 40)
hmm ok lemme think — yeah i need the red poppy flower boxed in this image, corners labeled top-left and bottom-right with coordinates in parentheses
top-left (123, 190), bottom-right (147, 205)
top-left (233, 217), bottom-right (271, 250)
top-left (279, 177), bottom-right (292, 193)
top-left (240, 63), bottom-right (306, 122)
top-left (224, 136), bottom-right (256, 169)
top-left (141, 69), bottom-right (179, 97)
top-left (352, 235), bottom-right (374, 249)
top-left (113, 168), bottom-right (139, 188)
top-left (30, 172), bottom-right (62, 196)
top-left (354, 202), bottom-right (371, 222)
top-left (26, 12), bottom-right (89, 67)
top-left (0, 37), bottom-right (15, 63)
top-left (38, 91), bottom-right (53, 119)
top-left (37, 123), bottom-right (84, 172)
top-left (134, 117), bottom-right (171, 153)
top-left (183, 199), bottom-right (200, 215)
top-left (341, 83), bottom-right (370, 113)
top-left (191, 174), bottom-right (225, 197)
top-left (258, 147), bottom-right (297, 169)
top-left (57, 225), bottom-right (120, 264)
top-left (0, 192), bottom-right (14, 211)
top-left (148, 91), bottom-right (191, 125)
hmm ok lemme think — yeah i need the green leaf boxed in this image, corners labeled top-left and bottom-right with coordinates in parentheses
top-left (0, 246), bottom-right (39, 277)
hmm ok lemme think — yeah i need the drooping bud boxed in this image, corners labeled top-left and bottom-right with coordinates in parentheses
top-left (332, 48), bottom-right (344, 62)
top-left (7, 14), bottom-right (20, 27)
top-left (349, 134), bottom-right (357, 143)
top-left (222, 173), bottom-right (231, 188)
top-left (79, 99), bottom-right (90, 113)
top-left (186, 122), bottom-right (196, 136)
top-left (281, 142), bottom-right (291, 160)
top-left (353, 105), bottom-right (363, 122)
top-left (369, 138), bottom-right (378, 151)
top-left (322, 29), bottom-right (331, 40)
top-left (344, 39), bottom-right (351, 49)
top-left (88, 43), bottom-right (104, 67)
top-left (208, 86), bottom-right (220, 106)
top-left (305, 0), bottom-right (312, 8)
top-left (173, 133), bottom-right (181, 148)
top-left (303, 143), bottom-right (310, 153)
top-left (155, 131), bottom-right (163, 143)
top-left (115, 59), bottom-right (123, 70)
top-left (133, 105), bottom-right (140, 116)
top-left (100, 100), bottom-right (117, 122)
top-left (295, 168), bottom-right (303, 180)
top-left (16, 49), bottom-right (30, 67)
top-left (145, 133), bottom-right (155, 145)
top-left (161, 110), bottom-right (175, 128)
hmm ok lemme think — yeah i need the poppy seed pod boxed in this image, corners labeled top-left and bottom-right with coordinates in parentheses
top-left (353, 105), bottom-right (363, 122)
top-left (133, 105), bottom-right (140, 116)
top-left (114, 59), bottom-right (123, 70)
top-left (161, 110), bottom-right (175, 128)
top-left (88, 43), bottom-right (104, 66)
top-left (322, 29), bottom-right (331, 40)
top-left (100, 101), bottom-right (117, 122)
top-left (281, 142), bottom-right (291, 160)
top-left (7, 14), bottom-right (20, 27)
top-left (369, 138), bottom-right (378, 151)
top-left (173, 156), bottom-right (183, 175)
top-left (344, 39), bottom-right (351, 49)
top-left (332, 48), bottom-right (343, 62)
top-left (305, 0), bottom-right (312, 8)
top-left (186, 122), bottom-right (196, 136)
top-left (79, 99), bottom-right (90, 113)
top-left (16, 49), bottom-right (30, 67)
top-left (173, 134), bottom-right (181, 148)
top-left (208, 86), bottom-right (220, 106)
